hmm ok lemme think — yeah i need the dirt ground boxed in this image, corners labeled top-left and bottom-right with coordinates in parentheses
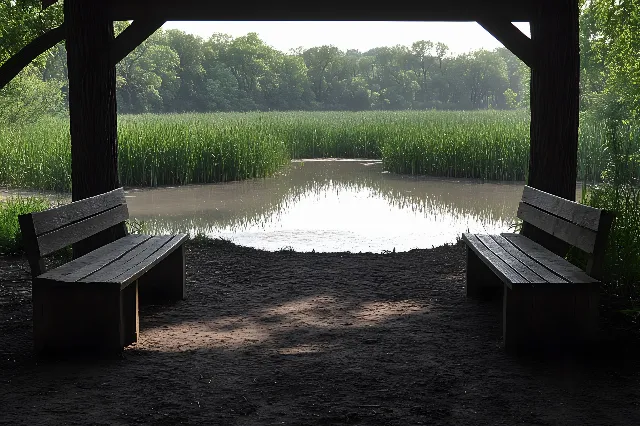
top-left (1, 239), bottom-right (639, 425)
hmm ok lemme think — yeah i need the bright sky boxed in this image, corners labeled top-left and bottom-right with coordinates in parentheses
top-left (161, 21), bottom-right (531, 56)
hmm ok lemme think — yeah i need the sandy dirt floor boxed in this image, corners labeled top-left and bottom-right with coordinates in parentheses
top-left (1, 239), bottom-right (639, 425)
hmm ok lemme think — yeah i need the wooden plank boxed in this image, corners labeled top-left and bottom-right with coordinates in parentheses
top-left (18, 213), bottom-right (46, 277)
top-left (586, 210), bottom-right (615, 280)
top-left (477, 19), bottom-right (535, 68)
top-left (517, 202), bottom-right (598, 253)
top-left (476, 235), bottom-right (545, 283)
top-left (491, 235), bottom-right (567, 283)
top-left (36, 204), bottom-right (129, 256)
top-left (521, 186), bottom-right (602, 231)
top-left (108, 0), bottom-right (534, 21)
top-left (81, 235), bottom-right (174, 283)
top-left (39, 234), bottom-right (152, 282)
top-left (108, 235), bottom-right (188, 287)
top-left (501, 233), bottom-right (598, 283)
top-left (462, 234), bottom-right (529, 286)
top-left (30, 188), bottom-right (126, 235)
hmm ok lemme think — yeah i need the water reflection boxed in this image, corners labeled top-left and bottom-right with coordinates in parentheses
top-left (126, 160), bottom-right (529, 252)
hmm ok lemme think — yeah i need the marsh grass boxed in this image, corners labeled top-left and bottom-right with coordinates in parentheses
top-left (2, 111), bottom-right (635, 191)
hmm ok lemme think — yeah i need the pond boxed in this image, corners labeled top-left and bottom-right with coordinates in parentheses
top-left (2, 160), bottom-right (584, 253)
top-left (122, 160), bottom-right (541, 253)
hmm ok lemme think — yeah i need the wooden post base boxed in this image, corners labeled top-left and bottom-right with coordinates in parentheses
top-left (138, 244), bottom-right (186, 304)
top-left (466, 247), bottom-right (503, 300)
top-left (503, 283), bottom-right (600, 355)
top-left (33, 280), bottom-right (137, 355)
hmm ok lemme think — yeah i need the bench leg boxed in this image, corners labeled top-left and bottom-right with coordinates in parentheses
top-left (466, 247), bottom-right (503, 300)
top-left (120, 281), bottom-right (139, 347)
top-left (138, 244), bottom-right (186, 304)
top-left (503, 284), bottom-right (600, 355)
top-left (33, 281), bottom-right (124, 355)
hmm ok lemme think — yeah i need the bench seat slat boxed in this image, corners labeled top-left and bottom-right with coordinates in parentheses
top-left (491, 235), bottom-right (568, 283)
top-left (80, 234), bottom-right (188, 286)
top-left (476, 235), bottom-right (546, 283)
top-left (38, 234), bottom-right (152, 282)
top-left (81, 235), bottom-right (172, 284)
top-left (107, 235), bottom-right (188, 287)
top-left (462, 233), bottom-right (529, 285)
top-left (501, 233), bottom-right (598, 284)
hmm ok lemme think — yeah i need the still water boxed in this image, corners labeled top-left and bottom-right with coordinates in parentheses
top-left (123, 160), bottom-right (534, 253)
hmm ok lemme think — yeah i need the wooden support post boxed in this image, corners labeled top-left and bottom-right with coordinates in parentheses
top-left (466, 247), bottom-right (503, 300)
top-left (523, 0), bottom-right (580, 254)
top-left (138, 245), bottom-right (186, 303)
top-left (65, 0), bottom-right (126, 258)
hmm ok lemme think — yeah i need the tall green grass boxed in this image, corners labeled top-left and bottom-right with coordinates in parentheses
top-left (1, 111), bottom-right (639, 191)
top-left (581, 119), bottom-right (640, 310)
top-left (0, 196), bottom-right (51, 254)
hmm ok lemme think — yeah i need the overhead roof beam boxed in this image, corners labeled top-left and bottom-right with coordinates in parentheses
top-left (107, 0), bottom-right (534, 22)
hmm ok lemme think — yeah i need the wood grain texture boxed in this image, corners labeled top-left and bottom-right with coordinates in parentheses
top-left (36, 204), bottom-right (129, 256)
top-left (491, 235), bottom-right (567, 283)
top-left (521, 186), bottom-right (601, 231)
top-left (501, 233), bottom-right (597, 283)
top-left (81, 235), bottom-right (173, 283)
top-left (31, 188), bottom-right (126, 235)
top-left (80, 234), bottom-right (188, 286)
top-left (462, 233), bottom-right (528, 285)
top-left (476, 235), bottom-right (545, 283)
top-left (39, 234), bottom-right (152, 282)
top-left (109, 235), bottom-right (188, 287)
top-left (517, 202), bottom-right (597, 253)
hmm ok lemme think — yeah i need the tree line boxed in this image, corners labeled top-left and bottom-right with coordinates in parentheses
top-left (2, 1), bottom-right (639, 122)
top-left (2, 22), bottom-right (529, 121)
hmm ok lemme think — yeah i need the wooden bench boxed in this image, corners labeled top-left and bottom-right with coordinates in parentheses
top-left (462, 185), bottom-right (613, 354)
top-left (18, 188), bottom-right (188, 355)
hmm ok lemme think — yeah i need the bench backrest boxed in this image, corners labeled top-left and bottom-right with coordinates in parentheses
top-left (517, 185), bottom-right (613, 279)
top-left (18, 188), bottom-right (129, 277)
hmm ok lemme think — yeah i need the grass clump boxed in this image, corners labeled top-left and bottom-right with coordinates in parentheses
top-left (0, 196), bottom-right (51, 254)
top-left (582, 119), bottom-right (640, 312)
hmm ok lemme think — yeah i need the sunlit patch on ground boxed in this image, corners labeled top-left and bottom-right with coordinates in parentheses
top-left (138, 296), bottom-right (431, 352)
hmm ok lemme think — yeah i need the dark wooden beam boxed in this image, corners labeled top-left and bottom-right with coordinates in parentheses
top-left (108, 0), bottom-right (534, 21)
top-left (42, 0), bottom-right (59, 9)
top-left (111, 19), bottom-right (166, 66)
top-left (0, 23), bottom-right (65, 91)
top-left (477, 18), bottom-right (535, 68)
top-left (523, 0), bottom-right (580, 255)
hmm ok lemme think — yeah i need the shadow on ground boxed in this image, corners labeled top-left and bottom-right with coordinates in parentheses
top-left (0, 239), bottom-right (639, 425)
